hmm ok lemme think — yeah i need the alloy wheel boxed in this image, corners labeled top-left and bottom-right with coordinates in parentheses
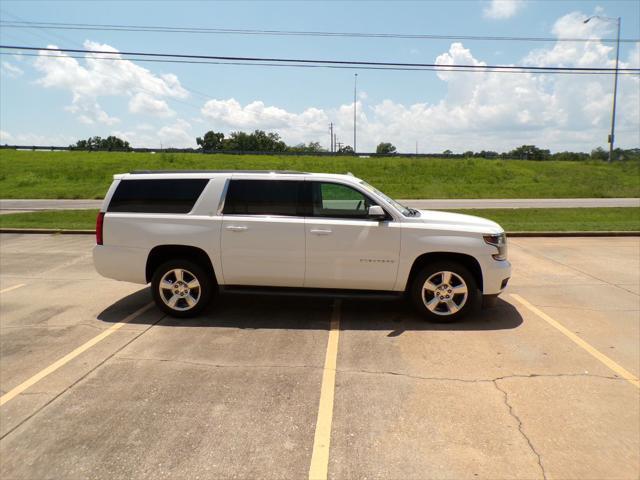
top-left (421, 270), bottom-right (469, 316)
top-left (158, 268), bottom-right (201, 311)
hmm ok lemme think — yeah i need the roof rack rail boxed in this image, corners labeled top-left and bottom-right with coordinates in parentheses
top-left (129, 169), bottom-right (308, 174)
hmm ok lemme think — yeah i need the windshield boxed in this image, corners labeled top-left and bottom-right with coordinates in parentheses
top-left (358, 180), bottom-right (420, 217)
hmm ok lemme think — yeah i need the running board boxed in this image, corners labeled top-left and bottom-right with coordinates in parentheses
top-left (219, 285), bottom-right (404, 301)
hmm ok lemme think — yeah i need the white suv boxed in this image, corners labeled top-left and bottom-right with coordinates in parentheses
top-left (93, 170), bottom-right (510, 322)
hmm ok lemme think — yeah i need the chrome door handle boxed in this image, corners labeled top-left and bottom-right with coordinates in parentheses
top-left (226, 225), bottom-right (248, 232)
top-left (310, 229), bottom-right (332, 235)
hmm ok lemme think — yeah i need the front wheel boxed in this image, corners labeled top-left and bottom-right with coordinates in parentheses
top-left (151, 259), bottom-right (213, 318)
top-left (409, 261), bottom-right (479, 322)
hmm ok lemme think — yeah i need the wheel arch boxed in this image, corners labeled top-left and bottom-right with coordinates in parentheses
top-left (146, 245), bottom-right (217, 284)
top-left (405, 252), bottom-right (483, 292)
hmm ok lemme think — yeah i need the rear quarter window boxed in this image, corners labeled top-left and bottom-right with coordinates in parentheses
top-left (107, 179), bottom-right (209, 213)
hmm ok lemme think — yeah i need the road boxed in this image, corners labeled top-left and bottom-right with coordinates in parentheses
top-left (1, 197), bottom-right (639, 213)
top-left (1, 234), bottom-right (638, 479)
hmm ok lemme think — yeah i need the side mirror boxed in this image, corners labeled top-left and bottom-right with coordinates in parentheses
top-left (368, 205), bottom-right (386, 219)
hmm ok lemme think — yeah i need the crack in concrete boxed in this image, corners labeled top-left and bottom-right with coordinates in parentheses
top-left (493, 380), bottom-right (547, 480)
top-left (529, 304), bottom-right (638, 313)
top-left (339, 368), bottom-right (622, 384)
top-left (114, 355), bottom-right (324, 372)
top-left (112, 357), bottom-right (624, 386)
top-left (0, 323), bottom-right (121, 332)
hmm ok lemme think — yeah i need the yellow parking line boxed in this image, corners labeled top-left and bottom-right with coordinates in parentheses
top-left (0, 302), bottom-right (155, 407)
top-left (511, 293), bottom-right (639, 389)
top-left (0, 283), bottom-right (26, 294)
top-left (309, 299), bottom-right (341, 480)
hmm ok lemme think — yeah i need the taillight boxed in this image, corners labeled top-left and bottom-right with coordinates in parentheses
top-left (96, 212), bottom-right (105, 245)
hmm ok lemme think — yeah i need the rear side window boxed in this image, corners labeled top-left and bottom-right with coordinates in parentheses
top-left (108, 179), bottom-right (209, 213)
top-left (222, 180), bottom-right (302, 216)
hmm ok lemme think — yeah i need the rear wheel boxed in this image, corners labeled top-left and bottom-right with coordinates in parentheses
top-left (151, 259), bottom-right (213, 318)
top-left (409, 261), bottom-right (478, 322)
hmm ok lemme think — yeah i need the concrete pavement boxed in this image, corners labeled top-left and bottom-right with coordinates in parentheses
top-left (0, 234), bottom-right (639, 479)
top-left (1, 197), bottom-right (639, 213)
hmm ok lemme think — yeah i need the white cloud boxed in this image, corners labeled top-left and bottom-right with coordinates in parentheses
top-left (17, 12), bottom-right (640, 153)
top-left (0, 130), bottom-right (12, 142)
top-left (196, 9), bottom-right (638, 153)
top-left (1, 61), bottom-right (24, 78)
top-left (0, 130), bottom-right (75, 146)
top-left (129, 92), bottom-right (175, 117)
top-left (483, 0), bottom-right (524, 19)
top-left (65, 101), bottom-right (120, 126)
top-left (201, 98), bottom-right (329, 144)
top-left (157, 119), bottom-right (194, 147)
top-left (113, 119), bottom-right (195, 148)
top-left (33, 41), bottom-right (188, 124)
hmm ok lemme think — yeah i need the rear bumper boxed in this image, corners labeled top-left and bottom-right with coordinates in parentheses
top-left (93, 245), bottom-right (148, 284)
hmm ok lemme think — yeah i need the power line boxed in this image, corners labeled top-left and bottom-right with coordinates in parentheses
top-left (10, 52), bottom-right (637, 76)
top-left (1, 20), bottom-right (639, 44)
top-left (2, 45), bottom-right (639, 74)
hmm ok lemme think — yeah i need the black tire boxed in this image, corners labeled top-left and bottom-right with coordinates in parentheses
top-left (409, 261), bottom-right (479, 323)
top-left (151, 259), bottom-right (213, 318)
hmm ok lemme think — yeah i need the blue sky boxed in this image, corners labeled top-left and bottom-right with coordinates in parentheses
top-left (1, 0), bottom-right (639, 152)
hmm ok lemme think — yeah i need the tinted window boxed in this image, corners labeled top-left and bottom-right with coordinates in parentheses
top-left (223, 180), bottom-right (302, 216)
top-left (108, 179), bottom-right (208, 213)
top-left (311, 182), bottom-right (373, 219)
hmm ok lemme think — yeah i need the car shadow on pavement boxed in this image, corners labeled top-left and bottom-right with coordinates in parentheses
top-left (98, 287), bottom-right (523, 332)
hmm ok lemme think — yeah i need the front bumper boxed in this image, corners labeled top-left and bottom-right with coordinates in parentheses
top-left (481, 258), bottom-right (511, 295)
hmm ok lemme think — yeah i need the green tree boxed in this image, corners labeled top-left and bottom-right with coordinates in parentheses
top-left (590, 147), bottom-right (607, 161)
top-left (196, 131), bottom-right (225, 150)
top-left (376, 142), bottom-right (397, 155)
top-left (70, 136), bottom-right (130, 150)
top-left (509, 145), bottom-right (551, 161)
top-left (288, 141), bottom-right (325, 153)
top-left (552, 151), bottom-right (589, 162)
top-left (339, 145), bottom-right (354, 154)
top-left (222, 130), bottom-right (287, 152)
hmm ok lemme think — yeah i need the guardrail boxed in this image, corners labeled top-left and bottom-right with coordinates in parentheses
top-left (0, 145), bottom-right (485, 158)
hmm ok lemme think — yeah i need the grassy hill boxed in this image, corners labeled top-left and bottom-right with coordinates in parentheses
top-left (1, 208), bottom-right (638, 232)
top-left (1, 150), bottom-right (639, 199)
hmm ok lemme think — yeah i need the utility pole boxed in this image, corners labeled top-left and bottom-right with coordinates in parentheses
top-left (353, 73), bottom-right (358, 154)
top-left (329, 123), bottom-right (334, 153)
top-left (610, 17), bottom-right (621, 163)
top-left (584, 15), bottom-right (621, 163)
top-left (334, 133), bottom-right (337, 153)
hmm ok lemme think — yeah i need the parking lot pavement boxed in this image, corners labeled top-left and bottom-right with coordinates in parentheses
top-left (0, 234), bottom-right (638, 479)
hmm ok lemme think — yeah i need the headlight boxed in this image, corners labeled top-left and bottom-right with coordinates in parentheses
top-left (484, 233), bottom-right (508, 261)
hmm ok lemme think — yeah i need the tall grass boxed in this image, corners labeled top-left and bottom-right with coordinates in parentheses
top-left (1, 150), bottom-right (638, 199)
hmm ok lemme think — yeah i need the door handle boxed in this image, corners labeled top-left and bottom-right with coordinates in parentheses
top-left (226, 225), bottom-right (248, 232)
top-left (310, 229), bottom-right (332, 235)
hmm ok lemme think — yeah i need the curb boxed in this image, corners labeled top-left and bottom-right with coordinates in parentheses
top-left (506, 231), bottom-right (640, 237)
top-left (0, 228), bottom-right (638, 237)
top-left (0, 228), bottom-right (95, 235)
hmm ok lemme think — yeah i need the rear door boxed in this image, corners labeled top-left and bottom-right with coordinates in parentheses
top-left (304, 181), bottom-right (401, 290)
top-left (220, 178), bottom-right (306, 287)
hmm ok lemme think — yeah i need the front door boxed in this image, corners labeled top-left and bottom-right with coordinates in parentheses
top-left (220, 179), bottom-right (305, 287)
top-left (304, 181), bottom-right (401, 290)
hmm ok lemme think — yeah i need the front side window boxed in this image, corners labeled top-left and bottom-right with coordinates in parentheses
top-left (222, 179), bottom-right (302, 216)
top-left (311, 182), bottom-right (375, 219)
